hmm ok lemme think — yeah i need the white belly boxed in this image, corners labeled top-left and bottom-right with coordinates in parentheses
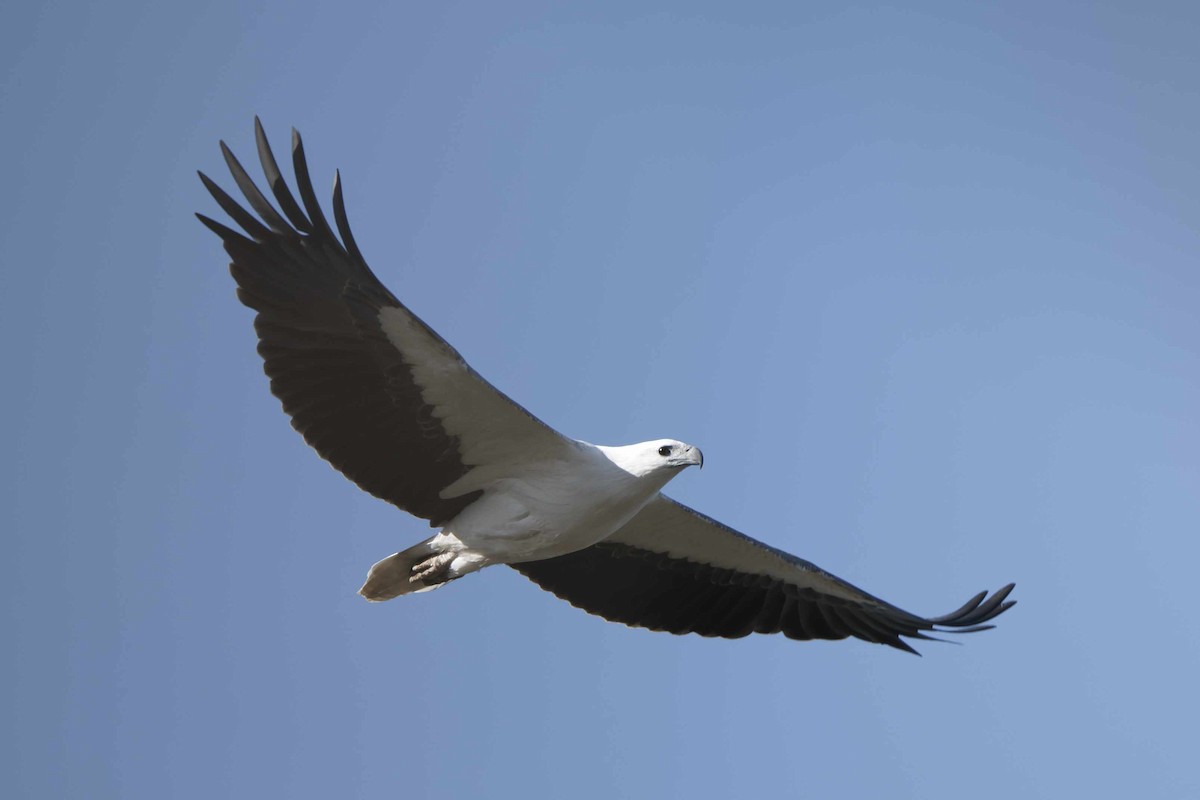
top-left (442, 471), bottom-right (659, 563)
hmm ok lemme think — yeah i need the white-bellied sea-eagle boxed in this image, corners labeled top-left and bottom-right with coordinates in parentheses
top-left (197, 120), bottom-right (1015, 654)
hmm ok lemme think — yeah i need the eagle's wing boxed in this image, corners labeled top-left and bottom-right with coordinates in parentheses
top-left (512, 495), bottom-right (1015, 653)
top-left (198, 120), bottom-right (573, 526)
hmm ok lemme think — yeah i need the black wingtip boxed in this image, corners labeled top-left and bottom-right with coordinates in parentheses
top-left (929, 583), bottom-right (1017, 631)
top-left (220, 137), bottom-right (293, 235)
top-left (195, 212), bottom-right (254, 247)
top-left (198, 169), bottom-right (272, 241)
top-left (255, 117), bottom-right (312, 232)
top-left (202, 120), bottom-right (365, 263)
top-left (332, 169), bottom-right (367, 265)
top-left (289, 126), bottom-right (339, 246)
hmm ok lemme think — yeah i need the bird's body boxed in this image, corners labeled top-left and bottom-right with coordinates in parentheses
top-left (199, 120), bottom-right (1015, 653)
top-left (362, 439), bottom-right (701, 599)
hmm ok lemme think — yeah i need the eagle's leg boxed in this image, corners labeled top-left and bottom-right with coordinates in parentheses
top-left (410, 551), bottom-right (457, 584)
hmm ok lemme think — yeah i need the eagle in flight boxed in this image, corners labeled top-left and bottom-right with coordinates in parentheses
top-left (198, 120), bottom-right (1015, 654)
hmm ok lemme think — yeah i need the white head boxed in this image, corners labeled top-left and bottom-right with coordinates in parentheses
top-left (598, 439), bottom-right (704, 480)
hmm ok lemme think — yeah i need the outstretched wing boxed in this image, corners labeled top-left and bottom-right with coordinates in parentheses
top-left (198, 119), bottom-right (572, 526)
top-left (513, 496), bottom-right (1015, 653)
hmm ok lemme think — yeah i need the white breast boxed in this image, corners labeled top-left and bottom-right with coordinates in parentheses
top-left (442, 443), bottom-right (668, 563)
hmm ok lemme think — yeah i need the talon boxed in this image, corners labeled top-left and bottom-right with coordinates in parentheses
top-left (410, 552), bottom-right (456, 583)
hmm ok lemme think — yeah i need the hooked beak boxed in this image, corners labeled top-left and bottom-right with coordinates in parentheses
top-left (684, 445), bottom-right (704, 469)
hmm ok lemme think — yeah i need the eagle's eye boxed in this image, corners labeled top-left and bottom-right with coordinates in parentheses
top-left (658, 445), bottom-right (673, 456)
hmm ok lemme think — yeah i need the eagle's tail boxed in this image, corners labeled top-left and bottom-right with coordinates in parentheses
top-left (358, 537), bottom-right (449, 601)
top-left (360, 535), bottom-right (491, 600)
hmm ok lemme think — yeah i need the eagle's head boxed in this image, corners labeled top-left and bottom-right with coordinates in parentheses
top-left (600, 439), bottom-right (704, 479)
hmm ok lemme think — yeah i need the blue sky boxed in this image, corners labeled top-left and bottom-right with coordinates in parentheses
top-left (4, 2), bottom-right (1198, 797)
